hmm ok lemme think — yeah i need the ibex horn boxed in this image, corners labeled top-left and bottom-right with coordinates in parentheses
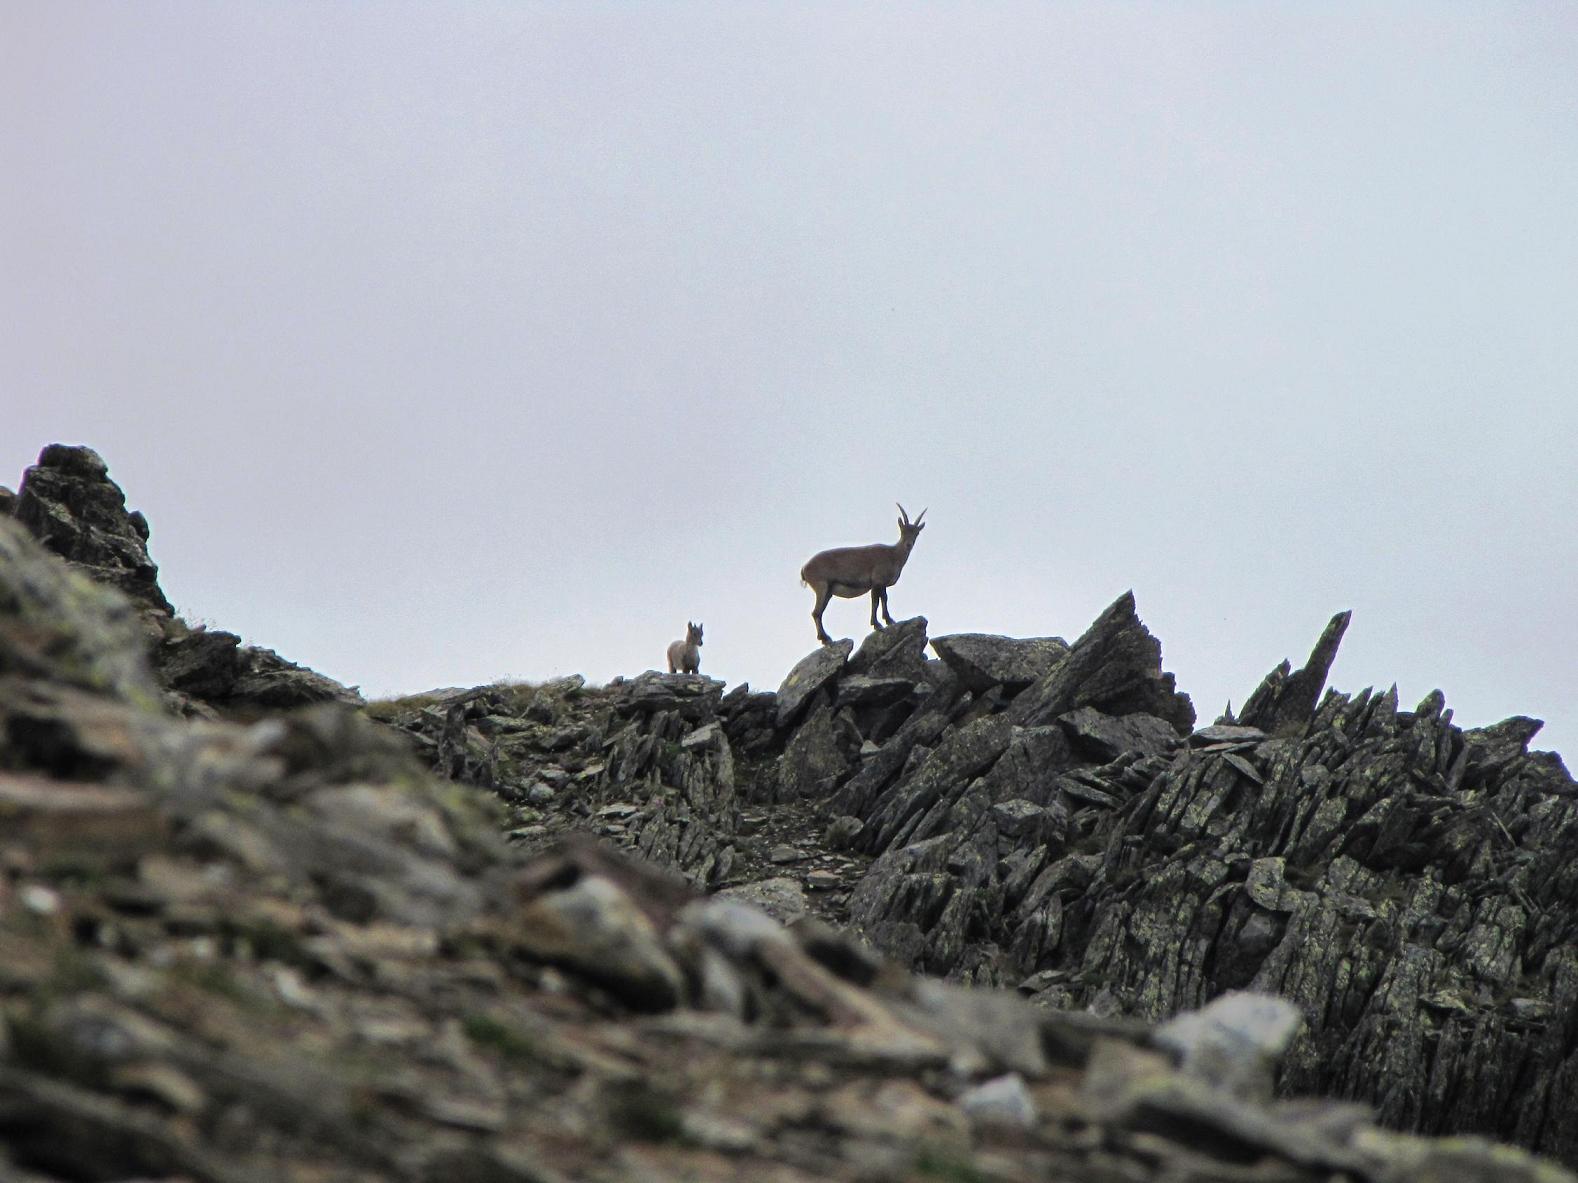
top-left (897, 502), bottom-right (910, 524)
top-left (915, 507), bottom-right (927, 524)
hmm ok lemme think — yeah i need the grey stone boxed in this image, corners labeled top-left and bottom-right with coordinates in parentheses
top-left (1005, 592), bottom-right (1194, 733)
top-left (1153, 992), bottom-right (1304, 1101)
top-left (13, 443), bottom-right (174, 615)
top-left (1191, 724), bottom-right (1269, 745)
top-left (835, 674), bottom-right (917, 708)
top-left (847, 616), bottom-right (931, 681)
top-left (716, 877), bottom-right (807, 924)
top-left (989, 799), bottom-right (1051, 841)
top-left (1237, 610), bottom-right (1351, 735)
top-left (513, 874), bottom-right (686, 1012)
top-left (930, 633), bottom-right (1069, 693)
top-left (1057, 706), bottom-right (1182, 761)
top-left (526, 783), bottom-right (555, 806)
top-left (775, 639), bottom-right (852, 728)
top-left (824, 815), bottom-right (865, 850)
top-left (957, 1072), bottom-right (1037, 1129)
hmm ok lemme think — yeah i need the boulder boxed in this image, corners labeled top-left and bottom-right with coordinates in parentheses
top-left (1057, 706), bottom-right (1183, 761)
top-left (775, 639), bottom-right (852, 728)
top-left (847, 616), bottom-right (931, 682)
top-left (930, 633), bottom-right (1069, 693)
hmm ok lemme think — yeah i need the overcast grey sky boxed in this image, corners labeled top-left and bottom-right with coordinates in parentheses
top-left (4, 4), bottom-right (1575, 761)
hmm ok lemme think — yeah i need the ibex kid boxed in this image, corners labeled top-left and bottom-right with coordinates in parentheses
top-left (667, 621), bottom-right (704, 674)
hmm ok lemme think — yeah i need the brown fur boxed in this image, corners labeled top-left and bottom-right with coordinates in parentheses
top-left (800, 504), bottom-right (926, 645)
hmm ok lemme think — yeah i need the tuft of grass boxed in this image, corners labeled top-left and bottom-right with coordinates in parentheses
top-left (911, 1146), bottom-right (1000, 1183)
top-left (461, 1013), bottom-right (540, 1064)
top-left (362, 693), bottom-right (445, 722)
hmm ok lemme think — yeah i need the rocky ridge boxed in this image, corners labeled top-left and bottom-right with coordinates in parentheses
top-left (3, 442), bottom-right (1575, 1181)
top-left (377, 545), bottom-right (1578, 1165)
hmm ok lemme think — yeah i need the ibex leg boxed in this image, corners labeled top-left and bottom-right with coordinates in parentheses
top-left (869, 588), bottom-right (885, 630)
top-left (879, 587), bottom-right (895, 627)
top-left (811, 582), bottom-right (835, 646)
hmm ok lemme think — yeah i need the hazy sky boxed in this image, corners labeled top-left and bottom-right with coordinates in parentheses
top-left (4, 4), bottom-right (1575, 761)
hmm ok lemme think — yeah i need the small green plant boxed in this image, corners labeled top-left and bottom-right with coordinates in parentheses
top-left (911, 1145), bottom-right (1000, 1183)
top-left (362, 693), bottom-right (445, 721)
top-left (461, 1012), bottom-right (540, 1063)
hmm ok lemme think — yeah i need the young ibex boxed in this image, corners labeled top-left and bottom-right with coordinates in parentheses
top-left (800, 504), bottom-right (926, 646)
top-left (666, 621), bottom-right (704, 674)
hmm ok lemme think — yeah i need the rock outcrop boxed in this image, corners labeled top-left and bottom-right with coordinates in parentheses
top-left (383, 590), bottom-right (1578, 1167)
top-left (7, 444), bottom-right (361, 715)
top-left (12, 443), bottom-right (174, 615)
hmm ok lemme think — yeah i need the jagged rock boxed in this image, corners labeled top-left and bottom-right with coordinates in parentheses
top-left (511, 864), bottom-right (687, 1012)
top-left (846, 616), bottom-right (931, 682)
top-left (930, 632), bottom-right (1069, 693)
top-left (858, 714), bottom-right (1017, 853)
top-left (0, 484), bottom-right (16, 515)
top-left (154, 623), bottom-right (364, 714)
top-left (1236, 610), bottom-right (1351, 735)
top-left (775, 639), bottom-right (852, 728)
top-left (12, 444), bottom-right (174, 615)
top-left (1006, 592), bottom-right (1195, 733)
top-left (0, 773), bottom-right (166, 868)
top-left (10, 445), bottom-right (1578, 1181)
top-left (776, 703), bottom-right (858, 801)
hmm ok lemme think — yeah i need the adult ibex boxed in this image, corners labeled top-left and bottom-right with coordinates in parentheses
top-left (666, 621), bottom-right (703, 674)
top-left (800, 504), bottom-right (926, 646)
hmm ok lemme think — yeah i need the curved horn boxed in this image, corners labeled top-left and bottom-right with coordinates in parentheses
top-left (896, 502), bottom-right (910, 525)
top-left (915, 507), bottom-right (927, 524)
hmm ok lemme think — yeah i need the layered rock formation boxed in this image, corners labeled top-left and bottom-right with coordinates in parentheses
top-left (7, 441), bottom-right (1578, 1181)
top-left (388, 589), bottom-right (1578, 1166)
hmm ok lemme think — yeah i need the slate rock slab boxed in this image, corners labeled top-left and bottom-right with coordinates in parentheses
top-left (776, 639), bottom-right (852, 728)
top-left (930, 633), bottom-right (1070, 693)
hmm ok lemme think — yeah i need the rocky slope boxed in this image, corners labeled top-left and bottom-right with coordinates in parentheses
top-left (3, 443), bottom-right (1575, 1181)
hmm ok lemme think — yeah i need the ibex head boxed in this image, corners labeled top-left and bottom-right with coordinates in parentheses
top-left (687, 621), bottom-right (704, 646)
top-left (896, 503), bottom-right (927, 547)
